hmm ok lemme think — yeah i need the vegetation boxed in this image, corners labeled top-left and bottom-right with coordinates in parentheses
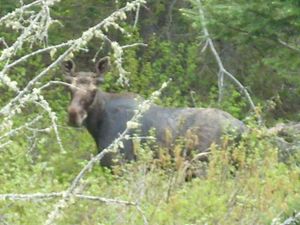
top-left (0, 0), bottom-right (299, 224)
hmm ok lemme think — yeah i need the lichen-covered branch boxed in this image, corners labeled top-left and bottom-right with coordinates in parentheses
top-left (0, 192), bottom-right (135, 205)
top-left (0, 0), bottom-right (147, 155)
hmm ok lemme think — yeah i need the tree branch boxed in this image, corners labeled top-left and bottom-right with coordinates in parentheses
top-left (277, 38), bottom-right (300, 53)
top-left (0, 192), bottom-right (135, 205)
top-left (279, 212), bottom-right (300, 225)
top-left (196, 0), bottom-right (259, 120)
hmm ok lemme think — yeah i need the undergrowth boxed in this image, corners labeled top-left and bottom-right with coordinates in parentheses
top-left (0, 124), bottom-right (299, 225)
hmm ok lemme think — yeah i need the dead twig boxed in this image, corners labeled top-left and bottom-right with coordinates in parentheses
top-left (196, 0), bottom-right (260, 122)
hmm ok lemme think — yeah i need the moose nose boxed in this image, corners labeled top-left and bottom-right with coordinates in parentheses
top-left (68, 107), bottom-right (86, 127)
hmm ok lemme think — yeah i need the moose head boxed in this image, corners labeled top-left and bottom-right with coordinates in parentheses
top-left (62, 57), bottom-right (110, 127)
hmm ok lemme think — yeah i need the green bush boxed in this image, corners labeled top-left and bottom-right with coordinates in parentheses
top-left (0, 122), bottom-right (299, 224)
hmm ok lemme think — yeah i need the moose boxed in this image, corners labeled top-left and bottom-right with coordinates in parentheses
top-left (62, 57), bottom-right (245, 167)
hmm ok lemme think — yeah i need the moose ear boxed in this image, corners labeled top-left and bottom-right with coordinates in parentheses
top-left (62, 60), bottom-right (76, 75)
top-left (95, 57), bottom-right (110, 78)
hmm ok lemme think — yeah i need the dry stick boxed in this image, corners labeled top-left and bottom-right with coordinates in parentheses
top-left (0, 192), bottom-right (63, 201)
top-left (0, 192), bottom-right (135, 205)
top-left (279, 212), bottom-right (300, 225)
top-left (75, 194), bottom-right (136, 206)
top-left (40, 0), bottom-right (52, 45)
top-left (122, 43), bottom-right (148, 49)
top-left (196, 0), bottom-right (257, 116)
top-left (133, 4), bottom-right (140, 28)
top-left (166, 0), bottom-right (178, 40)
top-left (0, 191), bottom-right (148, 223)
top-left (38, 80), bottom-right (81, 91)
top-left (0, 37), bottom-right (9, 48)
top-left (0, 192), bottom-right (147, 224)
top-left (4, 42), bottom-right (73, 71)
top-left (277, 38), bottom-right (300, 53)
top-left (32, 100), bottom-right (66, 153)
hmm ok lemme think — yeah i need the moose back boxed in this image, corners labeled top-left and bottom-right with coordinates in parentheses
top-left (62, 57), bottom-right (245, 167)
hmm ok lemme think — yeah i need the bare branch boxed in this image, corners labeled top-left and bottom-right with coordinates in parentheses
top-left (0, 192), bottom-right (148, 224)
top-left (196, 0), bottom-right (258, 119)
top-left (75, 194), bottom-right (136, 206)
top-left (279, 212), bottom-right (300, 225)
top-left (32, 100), bottom-right (66, 153)
top-left (0, 192), bottom-right (62, 201)
top-left (277, 38), bottom-right (300, 53)
top-left (166, 0), bottom-right (178, 40)
top-left (133, 4), bottom-right (141, 28)
top-left (0, 37), bottom-right (9, 48)
top-left (122, 43), bottom-right (148, 49)
top-left (5, 42), bottom-right (73, 71)
top-left (0, 192), bottom-right (134, 205)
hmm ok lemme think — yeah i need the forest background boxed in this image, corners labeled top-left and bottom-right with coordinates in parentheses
top-left (0, 0), bottom-right (299, 224)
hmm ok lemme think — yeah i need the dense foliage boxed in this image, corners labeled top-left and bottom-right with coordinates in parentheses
top-left (0, 0), bottom-right (299, 224)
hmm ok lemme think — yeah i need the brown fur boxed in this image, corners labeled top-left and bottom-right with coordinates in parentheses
top-left (62, 57), bottom-right (246, 167)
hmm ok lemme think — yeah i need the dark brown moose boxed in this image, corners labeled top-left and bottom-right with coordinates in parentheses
top-left (62, 57), bottom-right (245, 167)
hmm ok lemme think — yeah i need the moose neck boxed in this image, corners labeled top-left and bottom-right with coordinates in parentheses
top-left (84, 90), bottom-right (140, 149)
top-left (85, 90), bottom-right (107, 145)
